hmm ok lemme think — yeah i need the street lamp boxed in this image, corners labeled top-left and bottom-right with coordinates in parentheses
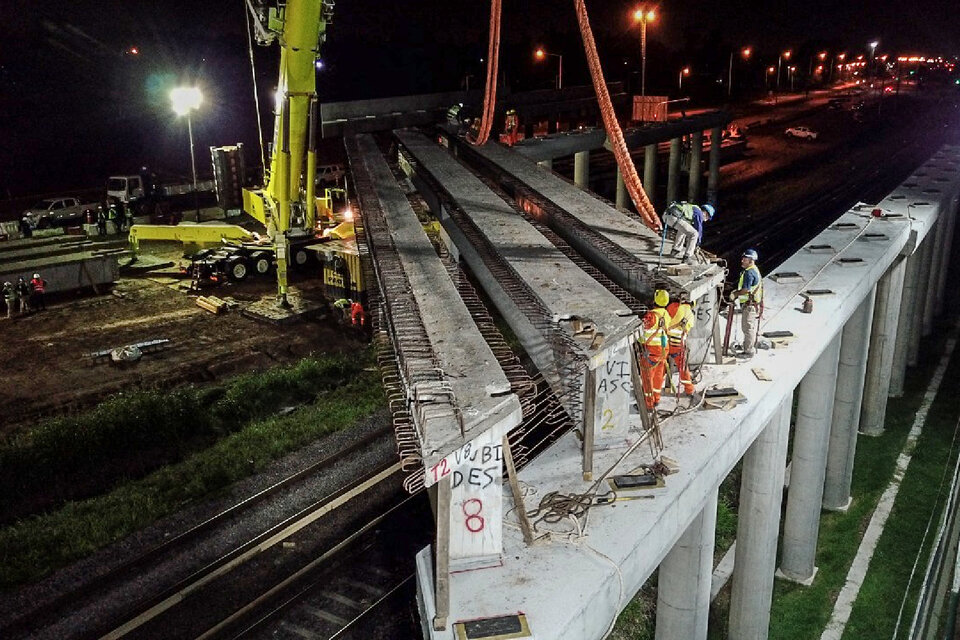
top-left (869, 41), bottom-right (879, 79)
top-left (170, 86), bottom-right (202, 220)
top-left (728, 46), bottom-right (751, 98)
top-left (534, 48), bottom-right (563, 90)
top-left (788, 65), bottom-right (796, 91)
top-left (678, 66), bottom-right (691, 91)
top-left (633, 7), bottom-right (656, 96)
top-left (778, 49), bottom-right (791, 89)
top-left (834, 52), bottom-right (846, 82)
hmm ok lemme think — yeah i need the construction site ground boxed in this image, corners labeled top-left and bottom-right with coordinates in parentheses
top-left (0, 243), bottom-right (360, 437)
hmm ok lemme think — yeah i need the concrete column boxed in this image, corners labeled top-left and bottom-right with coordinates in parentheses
top-left (537, 158), bottom-right (553, 170)
top-left (860, 257), bottom-right (906, 436)
top-left (922, 218), bottom-right (944, 336)
top-left (779, 333), bottom-right (841, 584)
top-left (616, 167), bottom-right (628, 210)
top-left (707, 126), bottom-right (722, 203)
top-left (729, 394), bottom-right (792, 640)
top-left (643, 144), bottom-right (658, 206)
top-left (823, 290), bottom-right (876, 511)
top-left (688, 131), bottom-right (704, 203)
top-left (908, 237), bottom-right (934, 367)
top-left (889, 252), bottom-right (920, 398)
top-left (935, 204), bottom-right (957, 315)
top-left (574, 151), bottom-right (590, 189)
top-left (667, 137), bottom-right (681, 204)
top-left (656, 490), bottom-right (718, 640)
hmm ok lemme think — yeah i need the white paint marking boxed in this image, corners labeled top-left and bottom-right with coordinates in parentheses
top-left (820, 330), bottom-right (958, 640)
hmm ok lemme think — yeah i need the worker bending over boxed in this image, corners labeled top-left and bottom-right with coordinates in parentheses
top-left (729, 249), bottom-right (763, 359)
top-left (638, 289), bottom-right (672, 409)
top-left (663, 201), bottom-right (714, 263)
top-left (666, 294), bottom-right (696, 395)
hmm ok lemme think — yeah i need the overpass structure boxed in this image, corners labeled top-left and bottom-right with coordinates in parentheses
top-left (392, 139), bottom-right (959, 639)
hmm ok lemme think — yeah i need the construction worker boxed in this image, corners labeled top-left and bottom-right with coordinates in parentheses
top-left (663, 201), bottom-right (714, 263)
top-left (3, 281), bottom-right (16, 319)
top-left (30, 273), bottom-right (47, 311)
top-left (15, 276), bottom-right (31, 314)
top-left (666, 294), bottom-right (696, 395)
top-left (350, 300), bottom-right (366, 329)
top-left (108, 201), bottom-right (120, 233)
top-left (96, 205), bottom-right (108, 236)
top-left (637, 289), bottom-right (672, 410)
top-left (729, 249), bottom-right (763, 359)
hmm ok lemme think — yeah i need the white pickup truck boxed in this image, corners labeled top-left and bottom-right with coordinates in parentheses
top-left (21, 197), bottom-right (97, 229)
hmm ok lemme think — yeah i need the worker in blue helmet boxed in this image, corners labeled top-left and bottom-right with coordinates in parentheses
top-left (729, 249), bottom-right (763, 358)
top-left (663, 201), bottom-right (715, 264)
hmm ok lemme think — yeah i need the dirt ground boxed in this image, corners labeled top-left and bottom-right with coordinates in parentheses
top-left (0, 260), bottom-right (364, 436)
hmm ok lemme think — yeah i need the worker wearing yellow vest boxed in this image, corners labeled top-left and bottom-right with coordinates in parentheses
top-left (638, 289), bottom-right (672, 409)
top-left (666, 296), bottom-right (696, 395)
top-left (729, 249), bottom-right (763, 358)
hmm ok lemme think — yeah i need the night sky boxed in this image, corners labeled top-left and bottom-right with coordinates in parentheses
top-left (2, 0), bottom-right (957, 197)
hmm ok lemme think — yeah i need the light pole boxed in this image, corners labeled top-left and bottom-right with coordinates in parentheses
top-left (534, 48), bottom-right (563, 90)
top-left (729, 46), bottom-right (751, 98)
top-left (788, 65), bottom-right (796, 91)
top-left (778, 49), bottom-right (791, 89)
top-left (170, 86), bottom-right (202, 220)
top-left (869, 40), bottom-right (879, 78)
top-left (679, 66), bottom-right (690, 92)
top-left (835, 52), bottom-right (846, 82)
top-left (633, 7), bottom-right (656, 96)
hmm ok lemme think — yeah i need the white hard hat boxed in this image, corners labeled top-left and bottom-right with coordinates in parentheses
top-left (33, 273), bottom-right (40, 279)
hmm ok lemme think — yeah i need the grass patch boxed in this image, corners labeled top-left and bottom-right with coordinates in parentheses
top-left (0, 371), bottom-right (385, 590)
top-left (610, 575), bottom-right (658, 640)
top-left (0, 355), bottom-right (362, 523)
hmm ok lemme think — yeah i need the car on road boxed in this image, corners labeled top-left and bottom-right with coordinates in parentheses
top-left (21, 197), bottom-right (97, 229)
top-left (785, 126), bottom-right (819, 140)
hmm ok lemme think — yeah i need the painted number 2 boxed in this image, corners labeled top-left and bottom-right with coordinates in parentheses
top-left (601, 408), bottom-right (615, 431)
top-left (463, 498), bottom-right (485, 533)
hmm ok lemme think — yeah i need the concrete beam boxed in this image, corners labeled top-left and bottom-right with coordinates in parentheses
top-left (860, 257), bottom-right (907, 436)
top-left (574, 151), bottom-right (590, 189)
top-left (889, 251), bottom-right (920, 398)
top-left (729, 394), bottom-right (792, 640)
top-left (656, 489), bottom-right (718, 640)
top-left (538, 159), bottom-right (553, 170)
top-left (688, 131), bottom-right (704, 203)
top-left (779, 333), bottom-right (842, 584)
top-left (667, 138), bottom-right (681, 205)
top-left (823, 289), bottom-right (876, 511)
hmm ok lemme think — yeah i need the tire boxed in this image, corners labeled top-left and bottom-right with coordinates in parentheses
top-left (253, 254), bottom-right (271, 275)
top-left (293, 248), bottom-right (309, 268)
top-left (228, 259), bottom-right (249, 282)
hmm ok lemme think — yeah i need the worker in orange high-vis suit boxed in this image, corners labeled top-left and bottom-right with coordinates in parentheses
top-left (638, 289), bottom-right (672, 410)
top-left (666, 295), bottom-right (696, 395)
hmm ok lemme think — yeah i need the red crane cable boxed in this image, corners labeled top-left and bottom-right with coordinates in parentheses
top-left (469, 0), bottom-right (502, 146)
top-left (573, 0), bottom-right (662, 232)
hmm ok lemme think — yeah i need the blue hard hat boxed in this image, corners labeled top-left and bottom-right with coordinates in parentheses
top-left (743, 249), bottom-right (759, 260)
top-left (703, 203), bottom-right (715, 218)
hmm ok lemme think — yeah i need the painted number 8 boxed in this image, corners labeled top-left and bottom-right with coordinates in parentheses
top-left (463, 498), bottom-right (485, 533)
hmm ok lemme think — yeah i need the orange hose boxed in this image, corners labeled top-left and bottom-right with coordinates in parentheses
top-left (573, 0), bottom-right (661, 232)
top-left (469, 0), bottom-right (502, 146)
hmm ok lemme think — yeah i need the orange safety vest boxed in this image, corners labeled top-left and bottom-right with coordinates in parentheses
top-left (640, 307), bottom-right (670, 349)
top-left (30, 278), bottom-right (45, 293)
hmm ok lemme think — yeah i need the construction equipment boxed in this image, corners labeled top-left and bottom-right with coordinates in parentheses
top-left (241, 0), bottom-right (335, 307)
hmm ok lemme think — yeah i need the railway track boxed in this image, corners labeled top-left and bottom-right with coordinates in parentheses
top-left (3, 424), bottom-right (397, 640)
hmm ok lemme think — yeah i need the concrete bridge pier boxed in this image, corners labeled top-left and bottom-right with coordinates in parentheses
top-left (667, 138), bottom-right (681, 204)
top-left (616, 167), bottom-right (628, 210)
top-left (644, 144), bottom-right (658, 206)
top-left (889, 252), bottom-right (921, 397)
top-left (707, 126), bottom-right (722, 204)
top-left (907, 236), bottom-right (934, 367)
top-left (860, 257), bottom-right (907, 436)
top-left (778, 333), bottom-right (842, 584)
top-left (823, 289), bottom-right (876, 511)
top-left (934, 202), bottom-right (957, 315)
top-left (922, 217), bottom-right (945, 337)
top-left (655, 489), bottom-right (718, 640)
top-left (728, 394), bottom-right (793, 640)
top-left (574, 151), bottom-right (590, 189)
top-left (688, 130), bottom-right (703, 203)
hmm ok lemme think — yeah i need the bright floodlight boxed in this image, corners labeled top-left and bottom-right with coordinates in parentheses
top-left (535, 48), bottom-right (545, 59)
top-left (870, 41), bottom-right (879, 49)
top-left (170, 87), bottom-right (202, 116)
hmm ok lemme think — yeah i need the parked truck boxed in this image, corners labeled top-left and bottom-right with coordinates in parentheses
top-left (106, 172), bottom-right (215, 223)
top-left (21, 197), bottom-right (99, 229)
